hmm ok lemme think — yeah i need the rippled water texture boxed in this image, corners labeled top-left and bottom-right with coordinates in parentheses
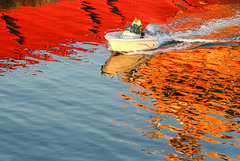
top-left (0, 0), bottom-right (240, 161)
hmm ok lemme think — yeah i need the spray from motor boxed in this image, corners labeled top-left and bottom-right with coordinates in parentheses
top-left (143, 11), bottom-right (240, 52)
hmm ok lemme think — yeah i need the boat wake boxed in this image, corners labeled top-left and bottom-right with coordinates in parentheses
top-left (125, 10), bottom-right (240, 55)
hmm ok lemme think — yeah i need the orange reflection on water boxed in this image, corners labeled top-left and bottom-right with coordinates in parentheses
top-left (115, 44), bottom-right (240, 160)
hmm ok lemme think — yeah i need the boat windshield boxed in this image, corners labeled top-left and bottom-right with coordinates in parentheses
top-left (124, 22), bottom-right (131, 31)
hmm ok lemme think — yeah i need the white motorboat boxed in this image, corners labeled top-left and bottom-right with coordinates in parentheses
top-left (105, 30), bottom-right (160, 52)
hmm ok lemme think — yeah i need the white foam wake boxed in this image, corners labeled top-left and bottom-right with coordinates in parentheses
top-left (143, 11), bottom-right (240, 53)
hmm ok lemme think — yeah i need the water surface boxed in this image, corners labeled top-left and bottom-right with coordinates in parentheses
top-left (0, 0), bottom-right (239, 160)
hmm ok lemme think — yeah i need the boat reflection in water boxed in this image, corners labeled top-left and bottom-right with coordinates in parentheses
top-left (114, 44), bottom-right (240, 160)
top-left (0, 0), bottom-right (239, 160)
top-left (101, 52), bottom-right (152, 78)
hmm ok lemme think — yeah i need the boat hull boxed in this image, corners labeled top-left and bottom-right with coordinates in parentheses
top-left (105, 31), bottom-right (159, 52)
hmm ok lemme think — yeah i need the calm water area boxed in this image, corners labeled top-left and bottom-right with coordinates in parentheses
top-left (0, 0), bottom-right (240, 161)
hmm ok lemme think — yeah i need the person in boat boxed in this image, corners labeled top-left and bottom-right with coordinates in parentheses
top-left (130, 17), bottom-right (142, 34)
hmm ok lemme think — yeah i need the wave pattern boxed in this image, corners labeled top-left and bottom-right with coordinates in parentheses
top-left (113, 44), bottom-right (240, 160)
top-left (0, 1), bottom-right (240, 160)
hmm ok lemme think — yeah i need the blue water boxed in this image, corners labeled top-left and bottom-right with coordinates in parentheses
top-left (0, 42), bottom-right (165, 161)
top-left (1, 1), bottom-right (240, 161)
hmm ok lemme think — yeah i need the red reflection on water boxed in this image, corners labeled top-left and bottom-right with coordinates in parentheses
top-left (100, 1), bottom-right (239, 160)
top-left (0, 0), bottom-right (239, 75)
